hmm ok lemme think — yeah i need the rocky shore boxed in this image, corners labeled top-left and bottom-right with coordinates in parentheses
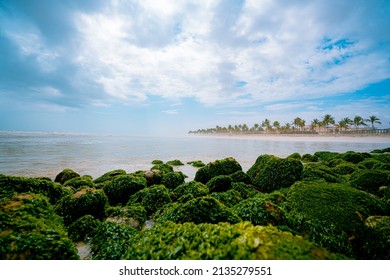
top-left (1, 147), bottom-right (389, 260)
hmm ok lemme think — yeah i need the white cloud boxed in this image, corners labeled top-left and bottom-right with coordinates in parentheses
top-left (162, 109), bottom-right (179, 115)
top-left (69, 0), bottom-right (390, 108)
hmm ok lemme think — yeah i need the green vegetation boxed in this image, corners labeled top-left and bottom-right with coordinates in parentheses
top-left (166, 159), bottom-right (184, 166)
top-left (64, 175), bottom-right (94, 190)
top-left (187, 160), bottom-right (206, 167)
top-left (363, 216), bottom-right (390, 259)
top-left (128, 184), bottom-right (172, 215)
top-left (122, 221), bottom-right (344, 260)
top-left (161, 171), bottom-right (185, 189)
top-left (189, 115), bottom-right (387, 134)
top-left (170, 181), bottom-right (209, 203)
top-left (54, 168), bottom-right (80, 185)
top-left (94, 169), bottom-right (126, 185)
top-left (1, 147), bottom-right (389, 260)
top-left (102, 174), bottom-right (147, 206)
top-left (194, 157), bottom-right (242, 184)
top-left (157, 197), bottom-right (241, 224)
top-left (68, 215), bottom-right (101, 242)
top-left (0, 174), bottom-right (64, 204)
top-left (105, 205), bottom-right (147, 230)
top-left (90, 221), bottom-right (138, 260)
top-left (55, 187), bottom-right (108, 225)
top-left (247, 155), bottom-right (303, 192)
top-left (0, 193), bottom-right (78, 259)
top-left (284, 181), bottom-right (388, 258)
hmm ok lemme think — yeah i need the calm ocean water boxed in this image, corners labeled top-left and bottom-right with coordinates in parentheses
top-left (0, 131), bottom-right (389, 180)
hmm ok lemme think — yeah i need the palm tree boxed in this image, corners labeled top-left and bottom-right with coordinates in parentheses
top-left (261, 119), bottom-right (271, 133)
top-left (311, 119), bottom-right (320, 133)
top-left (366, 115), bottom-right (381, 130)
top-left (353, 115), bottom-right (366, 130)
top-left (273, 121), bottom-right (281, 132)
top-left (293, 117), bottom-right (303, 131)
top-left (336, 117), bottom-right (353, 132)
top-left (281, 123), bottom-right (291, 133)
top-left (322, 114), bottom-right (335, 133)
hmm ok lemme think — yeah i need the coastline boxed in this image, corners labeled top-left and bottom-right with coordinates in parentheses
top-left (187, 133), bottom-right (390, 143)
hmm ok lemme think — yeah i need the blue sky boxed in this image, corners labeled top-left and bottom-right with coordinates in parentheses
top-left (0, 0), bottom-right (389, 136)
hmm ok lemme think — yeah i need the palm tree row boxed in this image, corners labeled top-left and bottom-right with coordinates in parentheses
top-left (189, 115), bottom-right (383, 135)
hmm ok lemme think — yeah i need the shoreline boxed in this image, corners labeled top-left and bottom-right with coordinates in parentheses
top-left (187, 133), bottom-right (390, 143)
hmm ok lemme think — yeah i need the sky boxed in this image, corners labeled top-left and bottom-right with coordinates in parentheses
top-left (0, 0), bottom-right (389, 136)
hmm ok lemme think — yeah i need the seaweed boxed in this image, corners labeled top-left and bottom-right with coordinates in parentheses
top-left (284, 180), bottom-right (388, 258)
top-left (54, 168), bottom-right (80, 185)
top-left (103, 174), bottom-right (147, 206)
top-left (157, 196), bottom-right (241, 224)
top-left (0, 193), bottom-right (78, 260)
top-left (128, 185), bottom-right (172, 216)
top-left (122, 221), bottom-right (346, 260)
top-left (55, 187), bottom-right (108, 225)
top-left (0, 174), bottom-right (64, 204)
top-left (247, 155), bottom-right (303, 192)
top-left (90, 221), bottom-right (138, 260)
top-left (194, 157), bottom-right (242, 184)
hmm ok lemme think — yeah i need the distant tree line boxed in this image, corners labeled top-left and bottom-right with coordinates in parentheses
top-left (189, 115), bottom-right (387, 135)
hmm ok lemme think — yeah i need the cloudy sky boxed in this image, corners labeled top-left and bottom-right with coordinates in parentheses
top-left (0, 0), bottom-right (389, 136)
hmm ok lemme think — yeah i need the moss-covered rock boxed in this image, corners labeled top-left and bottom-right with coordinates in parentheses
top-left (103, 174), bottom-right (147, 206)
top-left (358, 158), bottom-right (390, 171)
top-left (54, 168), bottom-right (80, 185)
top-left (64, 175), bottom-right (94, 190)
top-left (332, 163), bottom-right (359, 175)
top-left (128, 185), bottom-right (172, 215)
top-left (209, 189), bottom-right (243, 208)
top-left (229, 170), bottom-right (252, 184)
top-left (341, 151), bottom-right (365, 164)
top-left (285, 181), bottom-right (388, 258)
top-left (170, 181), bottom-right (209, 203)
top-left (0, 174), bottom-right (64, 204)
top-left (166, 159), bottom-right (184, 166)
top-left (0, 193), bottom-right (78, 259)
top-left (247, 155), bottom-right (303, 192)
top-left (151, 159), bottom-right (164, 165)
top-left (122, 221), bottom-right (345, 260)
top-left (194, 157), bottom-right (242, 184)
top-left (161, 172), bottom-right (185, 189)
top-left (313, 151), bottom-right (340, 162)
top-left (55, 187), bottom-right (108, 225)
top-left (68, 214), bottom-right (101, 242)
top-left (349, 169), bottom-right (390, 196)
top-left (187, 160), bottom-right (206, 168)
top-left (151, 163), bottom-right (174, 174)
top-left (142, 170), bottom-right (163, 186)
top-left (232, 193), bottom-right (285, 226)
top-left (287, 152), bottom-right (301, 161)
top-left (90, 221), bottom-right (138, 260)
top-left (371, 153), bottom-right (390, 164)
top-left (94, 169), bottom-right (127, 185)
top-left (371, 147), bottom-right (390, 154)
top-left (157, 197), bottom-right (241, 224)
top-left (363, 216), bottom-right (390, 259)
top-left (105, 205), bottom-right (147, 229)
top-left (206, 175), bottom-right (232, 193)
top-left (231, 182), bottom-right (258, 199)
top-left (301, 163), bottom-right (344, 183)
top-left (302, 154), bottom-right (319, 163)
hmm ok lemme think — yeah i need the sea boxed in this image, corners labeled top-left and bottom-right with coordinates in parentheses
top-left (0, 131), bottom-right (389, 181)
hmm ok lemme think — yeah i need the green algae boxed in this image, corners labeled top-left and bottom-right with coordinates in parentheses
top-left (122, 221), bottom-right (346, 260)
